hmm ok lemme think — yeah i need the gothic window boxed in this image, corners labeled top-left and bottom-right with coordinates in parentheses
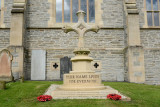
top-left (56, 0), bottom-right (95, 23)
top-left (145, 0), bottom-right (160, 26)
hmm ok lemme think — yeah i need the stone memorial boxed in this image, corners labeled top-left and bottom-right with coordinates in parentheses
top-left (0, 49), bottom-right (14, 90)
top-left (45, 10), bottom-right (130, 100)
top-left (58, 10), bottom-right (105, 91)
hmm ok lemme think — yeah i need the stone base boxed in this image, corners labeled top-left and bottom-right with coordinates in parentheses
top-left (0, 76), bottom-right (14, 82)
top-left (59, 73), bottom-right (106, 91)
top-left (0, 81), bottom-right (6, 90)
top-left (44, 85), bottom-right (131, 101)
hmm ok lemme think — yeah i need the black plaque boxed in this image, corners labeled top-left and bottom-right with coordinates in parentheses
top-left (60, 56), bottom-right (72, 79)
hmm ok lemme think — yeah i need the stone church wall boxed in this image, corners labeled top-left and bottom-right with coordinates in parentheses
top-left (24, 29), bottom-right (125, 81)
top-left (136, 0), bottom-right (160, 85)
top-left (0, 29), bottom-right (10, 50)
top-left (141, 30), bottom-right (160, 48)
top-left (141, 30), bottom-right (160, 85)
top-left (23, 0), bottom-right (126, 80)
top-left (0, 0), bottom-right (159, 84)
top-left (102, 0), bottom-right (124, 28)
top-left (26, 0), bottom-right (124, 28)
top-left (144, 50), bottom-right (160, 85)
top-left (136, 0), bottom-right (145, 27)
top-left (26, 0), bottom-right (50, 28)
top-left (3, 0), bottom-right (13, 28)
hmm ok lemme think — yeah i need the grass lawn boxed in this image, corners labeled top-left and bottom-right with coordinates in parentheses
top-left (0, 81), bottom-right (160, 107)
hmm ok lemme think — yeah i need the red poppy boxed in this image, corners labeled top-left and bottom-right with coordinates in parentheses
top-left (107, 94), bottom-right (121, 100)
top-left (37, 95), bottom-right (52, 102)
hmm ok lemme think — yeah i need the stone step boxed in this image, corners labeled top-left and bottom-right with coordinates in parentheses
top-left (53, 97), bottom-right (107, 99)
top-left (52, 92), bottom-right (116, 96)
top-left (53, 92), bottom-right (117, 94)
top-left (52, 94), bottom-right (108, 97)
top-left (44, 85), bottom-right (131, 101)
top-left (53, 93), bottom-right (108, 95)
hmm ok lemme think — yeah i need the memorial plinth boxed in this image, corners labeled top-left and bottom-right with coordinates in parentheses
top-left (59, 48), bottom-right (106, 91)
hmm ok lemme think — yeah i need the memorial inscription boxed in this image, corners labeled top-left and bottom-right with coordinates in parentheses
top-left (66, 74), bottom-right (100, 83)
top-left (69, 80), bottom-right (97, 83)
top-left (66, 75), bottom-right (99, 79)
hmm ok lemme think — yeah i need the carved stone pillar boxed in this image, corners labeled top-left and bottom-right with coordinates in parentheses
top-left (124, 0), bottom-right (145, 83)
top-left (8, 0), bottom-right (27, 81)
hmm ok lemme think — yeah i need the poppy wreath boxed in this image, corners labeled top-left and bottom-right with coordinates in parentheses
top-left (107, 94), bottom-right (121, 100)
top-left (37, 95), bottom-right (52, 102)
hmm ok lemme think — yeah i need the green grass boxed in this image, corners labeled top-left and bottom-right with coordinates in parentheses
top-left (0, 81), bottom-right (160, 107)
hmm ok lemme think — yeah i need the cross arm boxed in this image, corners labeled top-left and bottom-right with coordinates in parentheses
top-left (62, 25), bottom-right (78, 34)
top-left (84, 25), bottom-right (100, 34)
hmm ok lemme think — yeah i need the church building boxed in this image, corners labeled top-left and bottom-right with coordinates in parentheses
top-left (0, 0), bottom-right (160, 85)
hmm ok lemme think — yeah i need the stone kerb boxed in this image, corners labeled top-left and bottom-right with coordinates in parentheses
top-left (0, 49), bottom-right (13, 89)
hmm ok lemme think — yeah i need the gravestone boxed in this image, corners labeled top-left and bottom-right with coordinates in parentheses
top-left (31, 50), bottom-right (46, 80)
top-left (0, 49), bottom-right (13, 90)
top-left (60, 57), bottom-right (72, 79)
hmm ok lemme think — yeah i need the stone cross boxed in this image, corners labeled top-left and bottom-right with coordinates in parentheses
top-left (63, 10), bottom-right (99, 48)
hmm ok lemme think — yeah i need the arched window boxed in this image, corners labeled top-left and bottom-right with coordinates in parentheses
top-left (145, 0), bottom-right (160, 26)
top-left (56, 0), bottom-right (95, 23)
